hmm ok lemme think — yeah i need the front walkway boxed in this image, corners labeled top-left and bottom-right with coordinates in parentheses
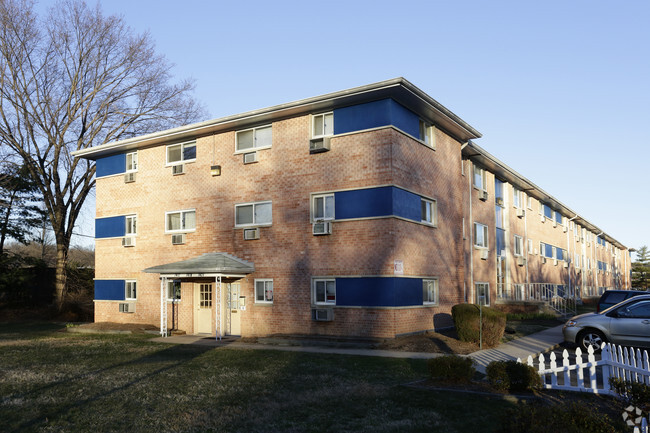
top-left (152, 325), bottom-right (566, 371)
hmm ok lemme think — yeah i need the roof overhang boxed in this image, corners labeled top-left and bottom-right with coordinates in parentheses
top-left (142, 252), bottom-right (255, 277)
top-left (72, 77), bottom-right (481, 160)
top-left (462, 141), bottom-right (626, 250)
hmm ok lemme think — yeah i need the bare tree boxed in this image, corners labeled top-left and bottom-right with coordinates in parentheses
top-left (0, 0), bottom-right (205, 310)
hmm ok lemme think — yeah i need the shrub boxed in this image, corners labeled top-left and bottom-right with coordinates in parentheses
top-left (498, 401), bottom-right (624, 433)
top-left (609, 378), bottom-right (650, 410)
top-left (452, 303), bottom-right (506, 347)
top-left (427, 355), bottom-right (475, 383)
top-left (486, 360), bottom-right (541, 392)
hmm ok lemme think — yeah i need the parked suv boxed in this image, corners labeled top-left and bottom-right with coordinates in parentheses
top-left (597, 289), bottom-right (649, 312)
top-left (563, 294), bottom-right (650, 351)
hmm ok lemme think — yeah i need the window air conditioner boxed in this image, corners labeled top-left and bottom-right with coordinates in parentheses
top-left (124, 172), bottom-right (136, 183)
top-left (243, 227), bottom-right (260, 240)
top-left (312, 308), bottom-right (334, 321)
top-left (517, 256), bottom-right (526, 267)
top-left (312, 221), bottom-right (332, 235)
top-left (516, 208), bottom-right (525, 218)
top-left (553, 259), bottom-right (558, 266)
top-left (540, 215), bottom-right (545, 223)
top-left (542, 257), bottom-right (547, 264)
top-left (563, 262), bottom-right (569, 268)
top-left (122, 236), bottom-right (135, 247)
top-left (172, 164), bottom-right (185, 175)
top-left (309, 136), bottom-right (331, 154)
top-left (119, 302), bottom-right (135, 313)
top-left (553, 220), bottom-right (557, 228)
top-left (171, 233), bottom-right (185, 245)
top-left (243, 152), bottom-right (258, 164)
top-left (496, 197), bottom-right (504, 206)
top-left (576, 268), bottom-right (581, 274)
top-left (480, 249), bottom-right (488, 260)
top-left (479, 190), bottom-right (488, 201)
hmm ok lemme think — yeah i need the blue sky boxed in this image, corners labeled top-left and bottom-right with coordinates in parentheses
top-left (67, 0), bottom-right (649, 252)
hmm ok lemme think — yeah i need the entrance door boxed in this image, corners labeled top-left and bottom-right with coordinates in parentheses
top-left (194, 283), bottom-right (212, 334)
top-left (226, 283), bottom-right (241, 336)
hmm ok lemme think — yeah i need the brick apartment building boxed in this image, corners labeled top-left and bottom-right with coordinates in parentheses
top-left (73, 78), bottom-right (630, 339)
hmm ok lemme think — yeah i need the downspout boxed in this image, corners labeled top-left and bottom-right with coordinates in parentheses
top-left (524, 197), bottom-right (529, 296)
top-left (595, 231), bottom-right (603, 292)
top-left (567, 215), bottom-right (578, 303)
top-left (467, 157), bottom-right (474, 304)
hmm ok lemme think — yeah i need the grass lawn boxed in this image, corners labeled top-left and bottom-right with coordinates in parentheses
top-left (0, 322), bottom-right (518, 433)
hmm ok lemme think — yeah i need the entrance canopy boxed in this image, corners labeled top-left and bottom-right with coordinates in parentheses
top-left (143, 252), bottom-right (255, 278)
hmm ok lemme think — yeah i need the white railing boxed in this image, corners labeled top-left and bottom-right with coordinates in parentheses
top-left (498, 283), bottom-right (577, 316)
top-left (518, 343), bottom-right (650, 396)
top-left (634, 417), bottom-right (648, 433)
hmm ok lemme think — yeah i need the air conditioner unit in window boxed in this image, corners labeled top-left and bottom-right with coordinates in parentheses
top-left (553, 220), bottom-right (557, 228)
top-left (313, 221), bottom-right (332, 235)
top-left (517, 256), bottom-right (526, 267)
top-left (312, 308), bottom-right (333, 322)
top-left (542, 257), bottom-right (547, 264)
top-left (122, 236), bottom-right (135, 247)
top-left (563, 262), bottom-right (569, 268)
top-left (575, 236), bottom-right (580, 242)
top-left (172, 164), bottom-right (184, 175)
top-left (480, 249), bottom-right (488, 260)
top-left (516, 208), bottom-right (525, 218)
top-left (243, 152), bottom-right (257, 164)
top-left (243, 227), bottom-right (260, 240)
top-left (124, 172), bottom-right (136, 183)
top-left (171, 233), bottom-right (185, 245)
top-left (540, 215), bottom-right (545, 223)
top-left (119, 302), bottom-right (135, 313)
top-left (479, 190), bottom-right (489, 201)
top-left (496, 197), bottom-right (504, 206)
top-left (309, 136), bottom-right (331, 154)
top-left (576, 268), bottom-right (581, 274)
top-left (553, 259), bottom-right (558, 266)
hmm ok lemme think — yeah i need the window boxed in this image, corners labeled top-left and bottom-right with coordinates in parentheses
top-left (423, 279), bottom-right (438, 305)
top-left (474, 222), bottom-right (488, 248)
top-left (165, 209), bottom-right (196, 233)
top-left (235, 201), bottom-right (272, 227)
top-left (513, 187), bottom-right (522, 208)
top-left (419, 120), bottom-right (436, 148)
top-left (166, 141), bottom-right (196, 164)
top-left (555, 212), bottom-right (563, 225)
top-left (621, 300), bottom-right (650, 319)
top-left (167, 280), bottom-right (181, 301)
top-left (236, 125), bottom-right (272, 152)
top-left (575, 253), bottom-right (581, 268)
top-left (421, 198), bottom-right (436, 225)
top-left (542, 204), bottom-right (553, 219)
top-left (312, 113), bottom-right (333, 138)
top-left (255, 279), bottom-right (273, 303)
top-left (313, 279), bottom-right (336, 305)
top-left (312, 194), bottom-right (334, 221)
top-left (473, 166), bottom-right (486, 191)
top-left (528, 239), bottom-right (534, 254)
top-left (540, 242), bottom-right (567, 261)
top-left (475, 282), bottom-right (490, 306)
top-left (126, 151), bottom-right (138, 172)
top-left (527, 196), bottom-right (533, 210)
top-left (125, 280), bottom-right (137, 300)
top-left (125, 215), bottom-right (137, 236)
top-left (514, 235), bottom-right (524, 256)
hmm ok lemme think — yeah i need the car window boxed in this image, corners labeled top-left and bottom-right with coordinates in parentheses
top-left (621, 300), bottom-right (650, 319)
top-left (603, 293), bottom-right (627, 304)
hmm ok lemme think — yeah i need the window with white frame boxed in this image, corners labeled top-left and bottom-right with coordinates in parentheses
top-left (236, 125), bottom-right (272, 152)
top-left (527, 196), bottom-right (533, 210)
top-left (167, 280), bottom-right (181, 301)
top-left (255, 279), bottom-right (273, 303)
top-left (166, 141), bottom-right (196, 165)
top-left (312, 113), bottom-right (333, 138)
top-left (423, 279), bottom-right (438, 305)
top-left (528, 239), bottom-right (534, 254)
top-left (513, 187), bottom-right (522, 208)
top-left (421, 198), bottom-right (436, 225)
top-left (165, 209), bottom-right (196, 233)
top-left (474, 222), bottom-right (488, 248)
top-left (125, 280), bottom-right (137, 300)
top-left (313, 278), bottom-right (336, 305)
top-left (475, 282), bottom-right (490, 306)
top-left (235, 201), bottom-right (272, 227)
top-left (419, 120), bottom-right (436, 149)
top-left (473, 166), bottom-right (486, 191)
top-left (126, 151), bottom-right (138, 172)
top-left (125, 215), bottom-right (137, 236)
top-left (575, 253), bottom-right (581, 268)
top-left (514, 235), bottom-right (524, 256)
top-left (312, 194), bottom-right (334, 221)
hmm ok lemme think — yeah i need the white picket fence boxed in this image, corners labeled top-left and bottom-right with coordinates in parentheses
top-left (518, 343), bottom-right (650, 395)
top-left (634, 416), bottom-right (648, 433)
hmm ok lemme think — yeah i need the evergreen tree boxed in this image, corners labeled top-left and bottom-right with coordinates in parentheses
top-left (631, 246), bottom-right (650, 289)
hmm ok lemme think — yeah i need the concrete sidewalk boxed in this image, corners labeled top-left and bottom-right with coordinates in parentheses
top-left (153, 325), bottom-right (565, 370)
top-left (467, 325), bottom-right (564, 374)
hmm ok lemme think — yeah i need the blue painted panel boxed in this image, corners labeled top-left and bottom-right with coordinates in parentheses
top-left (336, 277), bottom-right (423, 307)
top-left (95, 215), bottom-right (126, 238)
top-left (392, 188), bottom-right (421, 221)
top-left (333, 99), bottom-right (420, 138)
top-left (95, 280), bottom-right (125, 301)
top-left (96, 153), bottom-right (126, 178)
top-left (335, 186), bottom-right (393, 220)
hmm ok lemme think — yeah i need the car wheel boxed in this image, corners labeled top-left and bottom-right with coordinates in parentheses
top-left (578, 329), bottom-right (606, 352)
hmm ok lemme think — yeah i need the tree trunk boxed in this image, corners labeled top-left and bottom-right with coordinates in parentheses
top-left (54, 242), bottom-right (69, 312)
top-left (0, 190), bottom-right (17, 255)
